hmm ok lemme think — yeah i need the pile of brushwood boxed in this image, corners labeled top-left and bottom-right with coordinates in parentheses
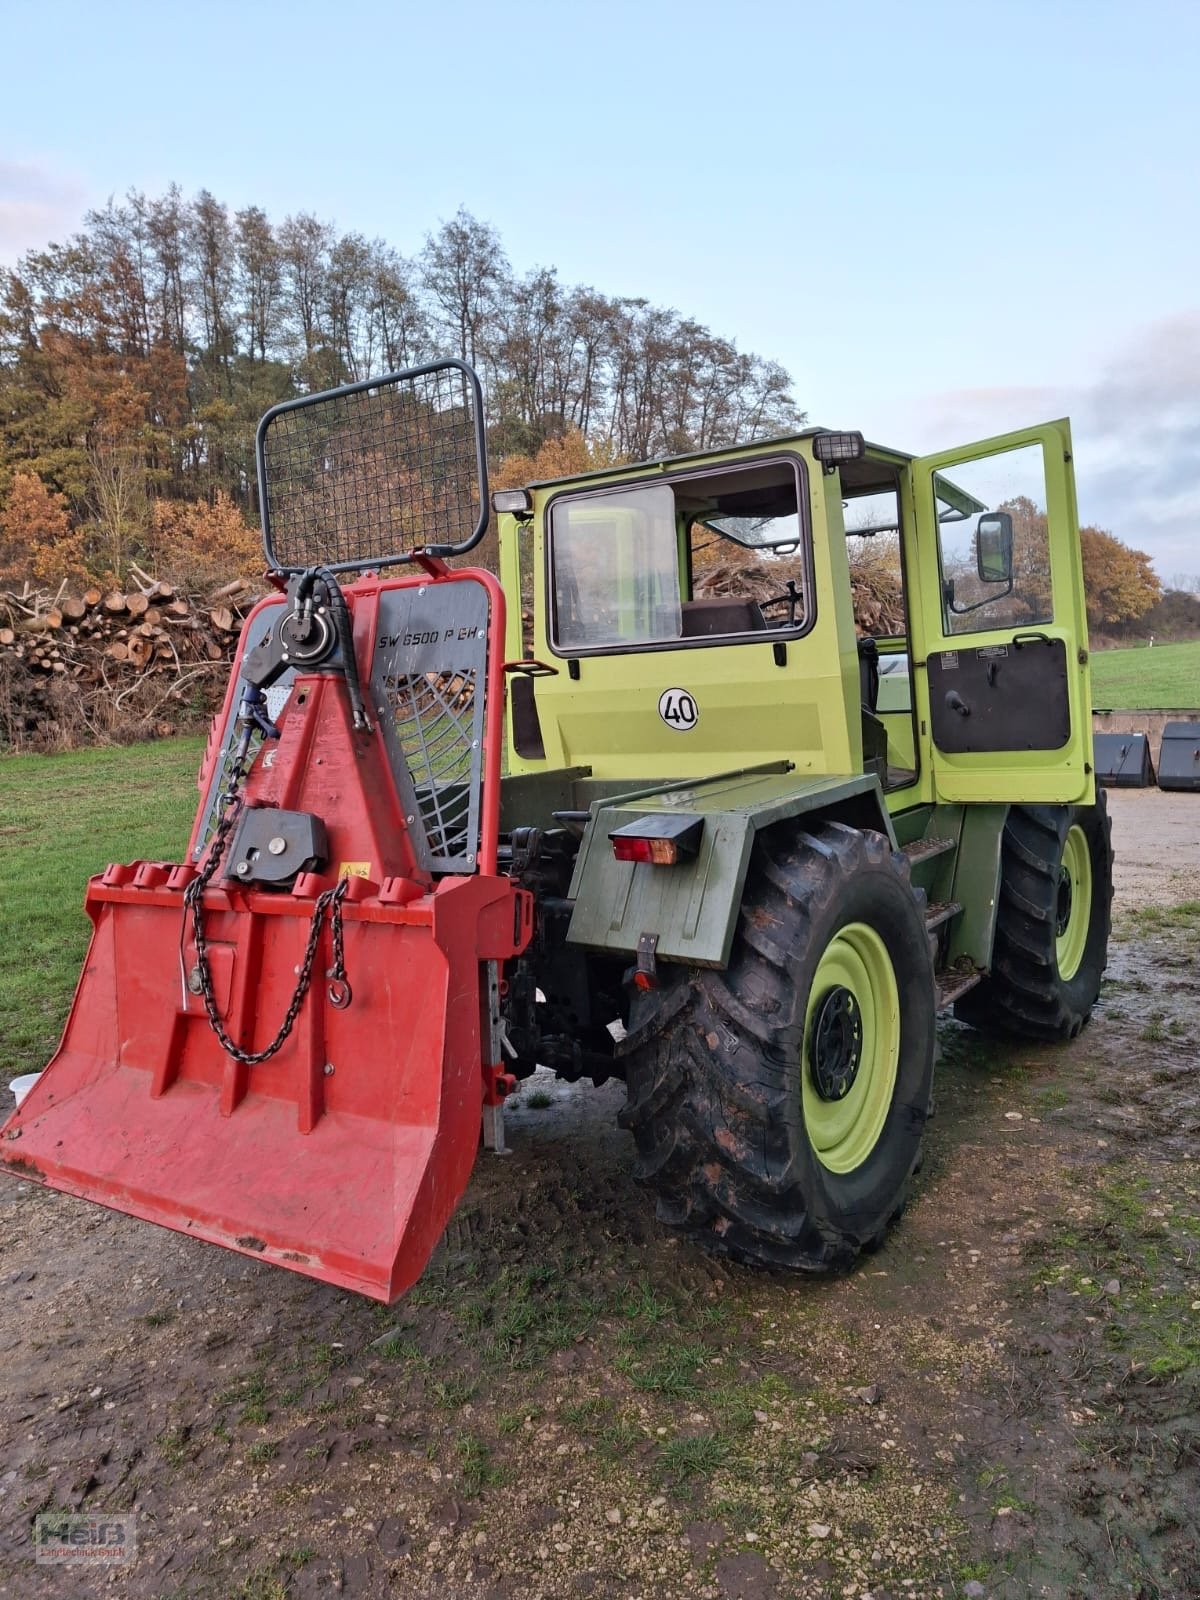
top-left (696, 556), bottom-right (906, 636)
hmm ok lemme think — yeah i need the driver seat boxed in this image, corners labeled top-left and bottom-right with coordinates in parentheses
top-left (856, 635), bottom-right (880, 711)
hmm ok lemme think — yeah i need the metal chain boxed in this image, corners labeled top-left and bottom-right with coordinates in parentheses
top-left (182, 753), bottom-right (352, 1064)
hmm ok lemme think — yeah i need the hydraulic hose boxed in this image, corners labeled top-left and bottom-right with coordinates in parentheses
top-left (294, 566), bottom-right (372, 733)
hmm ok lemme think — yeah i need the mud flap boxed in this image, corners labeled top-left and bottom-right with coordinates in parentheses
top-left (1, 871), bottom-right (529, 1303)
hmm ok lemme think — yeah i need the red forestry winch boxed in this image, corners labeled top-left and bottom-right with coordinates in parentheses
top-left (1, 360), bottom-right (531, 1301)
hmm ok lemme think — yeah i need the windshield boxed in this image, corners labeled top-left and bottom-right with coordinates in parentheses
top-left (700, 508), bottom-right (802, 551)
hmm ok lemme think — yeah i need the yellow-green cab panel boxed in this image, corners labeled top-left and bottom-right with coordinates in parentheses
top-left (906, 419), bottom-right (1094, 807)
top-left (504, 440), bottom-right (865, 786)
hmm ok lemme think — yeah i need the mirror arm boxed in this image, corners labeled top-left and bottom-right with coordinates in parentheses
top-left (946, 577), bottom-right (1015, 616)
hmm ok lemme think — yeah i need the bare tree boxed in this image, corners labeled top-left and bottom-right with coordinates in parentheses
top-left (88, 427), bottom-right (146, 576)
top-left (421, 207), bottom-right (509, 371)
top-left (368, 242), bottom-right (426, 372)
top-left (147, 185), bottom-right (189, 351)
top-left (278, 212), bottom-right (333, 381)
top-left (235, 205), bottom-right (280, 366)
top-left (189, 191), bottom-right (235, 383)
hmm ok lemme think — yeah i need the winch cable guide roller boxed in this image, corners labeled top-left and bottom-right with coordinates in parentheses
top-left (0, 361), bottom-right (532, 1302)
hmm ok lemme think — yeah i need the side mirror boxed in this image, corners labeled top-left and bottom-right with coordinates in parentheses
top-left (976, 512), bottom-right (1014, 584)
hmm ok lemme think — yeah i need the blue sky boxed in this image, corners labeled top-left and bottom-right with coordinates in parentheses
top-left (2, 0), bottom-right (1198, 576)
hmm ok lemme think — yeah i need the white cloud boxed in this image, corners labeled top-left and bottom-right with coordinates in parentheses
top-left (0, 160), bottom-right (88, 265)
top-left (873, 314), bottom-right (1200, 583)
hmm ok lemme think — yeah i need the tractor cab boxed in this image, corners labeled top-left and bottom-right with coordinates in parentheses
top-left (498, 437), bottom-right (861, 785)
top-left (498, 419), bottom-right (1093, 812)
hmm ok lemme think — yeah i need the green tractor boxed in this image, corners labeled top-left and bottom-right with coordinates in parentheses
top-left (493, 415), bottom-right (1111, 1270)
top-left (3, 364), bottom-right (1111, 1299)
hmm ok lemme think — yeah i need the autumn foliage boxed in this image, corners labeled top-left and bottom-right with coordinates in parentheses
top-left (0, 187), bottom-right (802, 610)
top-left (1078, 525), bottom-right (1162, 629)
top-left (144, 493), bottom-right (264, 591)
top-left (491, 426), bottom-right (621, 491)
top-left (0, 472), bottom-right (88, 587)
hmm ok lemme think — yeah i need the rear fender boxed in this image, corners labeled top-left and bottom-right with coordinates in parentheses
top-left (567, 769), bottom-right (892, 969)
top-left (948, 804), bottom-right (1008, 970)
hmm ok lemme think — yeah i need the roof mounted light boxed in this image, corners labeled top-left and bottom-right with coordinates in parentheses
top-left (813, 431), bottom-right (865, 471)
top-left (491, 488), bottom-right (533, 517)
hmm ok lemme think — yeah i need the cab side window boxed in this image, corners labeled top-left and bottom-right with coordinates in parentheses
top-left (552, 484), bottom-right (681, 649)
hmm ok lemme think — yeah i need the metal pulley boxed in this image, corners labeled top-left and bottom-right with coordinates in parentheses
top-left (279, 603), bottom-right (336, 666)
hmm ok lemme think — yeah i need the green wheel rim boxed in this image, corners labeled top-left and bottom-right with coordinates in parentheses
top-left (802, 922), bottom-right (901, 1175)
top-left (1056, 824), bottom-right (1093, 982)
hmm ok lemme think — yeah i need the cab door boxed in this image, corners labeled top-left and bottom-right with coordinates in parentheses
top-left (906, 419), bottom-right (1093, 805)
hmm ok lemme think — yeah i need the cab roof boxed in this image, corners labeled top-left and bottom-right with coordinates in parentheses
top-left (521, 428), bottom-right (914, 498)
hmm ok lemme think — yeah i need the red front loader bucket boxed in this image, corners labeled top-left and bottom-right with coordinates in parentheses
top-left (1, 567), bottom-right (528, 1301)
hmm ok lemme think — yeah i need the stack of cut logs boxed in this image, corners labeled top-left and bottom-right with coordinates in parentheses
top-left (1, 576), bottom-right (254, 678)
top-left (0, 569), bottom-right (260, 747)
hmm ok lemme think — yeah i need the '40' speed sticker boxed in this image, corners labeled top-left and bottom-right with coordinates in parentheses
top-left (658, 688), bottom-right (698, 730)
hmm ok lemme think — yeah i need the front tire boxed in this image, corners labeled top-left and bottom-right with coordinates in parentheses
top-left (954, 797), bottom-right (1113, 1041)
top-left (619, 822), bottom-right (936, 1271)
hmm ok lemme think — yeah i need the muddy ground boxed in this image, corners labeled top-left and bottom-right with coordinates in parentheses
top-left (1, 789), bottom-right (1198, 1600)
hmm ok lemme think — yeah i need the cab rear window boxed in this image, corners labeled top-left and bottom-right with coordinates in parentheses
top-left (548, 457), bottom-right (810, 654)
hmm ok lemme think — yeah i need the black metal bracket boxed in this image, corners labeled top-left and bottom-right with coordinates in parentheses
top-left (636, 931), bottom-right (659, 986)
top-left (242, 574), bottom-right (340, 690)
top-left (225, 808), bottom-right (328, 888)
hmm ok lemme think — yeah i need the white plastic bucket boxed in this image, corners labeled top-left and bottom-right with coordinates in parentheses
top-left (9, 1073), bottom-right (41, 1108)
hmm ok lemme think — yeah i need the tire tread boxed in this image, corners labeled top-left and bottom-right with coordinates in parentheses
top-left (621, 824), bottom-right (935, 1273)
top-left (955, 796), bottom-right (1113, 1041)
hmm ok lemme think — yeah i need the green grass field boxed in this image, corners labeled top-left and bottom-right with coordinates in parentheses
top-left (1091, 638), bottom-right (1200, 709)
top-left (0, 738), bottom-right (204, 1080)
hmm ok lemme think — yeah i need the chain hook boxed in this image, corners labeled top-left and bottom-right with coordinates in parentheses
top-left (324, 877), bottom-right (353, 1009)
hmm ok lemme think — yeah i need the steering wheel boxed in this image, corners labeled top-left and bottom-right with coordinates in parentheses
top-left (758, 579), bottom-right (804, 627)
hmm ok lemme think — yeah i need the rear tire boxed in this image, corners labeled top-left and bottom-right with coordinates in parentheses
top-left (619, 822), bottom-right (936, 1271)
top-left (954, 796), bottom-right (1113, 1042)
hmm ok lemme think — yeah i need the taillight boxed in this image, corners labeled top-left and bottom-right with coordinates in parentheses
top-left (609, 814), bottom-right (703, 866)
top-left (613, 836), bottom-right (679, 865)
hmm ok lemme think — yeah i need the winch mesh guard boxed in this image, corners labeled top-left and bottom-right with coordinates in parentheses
top-left (256, 359), bottom-right (489, 573)
top-left (371, 578), bottom-right (489, 872)
top-left (392, 671), bottom-right (478, 860)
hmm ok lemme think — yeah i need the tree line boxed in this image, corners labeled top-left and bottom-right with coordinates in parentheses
top-left (0, 185), bottom-right (1183, 645)
top-left (0, 188), bottom-right (803, 584)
